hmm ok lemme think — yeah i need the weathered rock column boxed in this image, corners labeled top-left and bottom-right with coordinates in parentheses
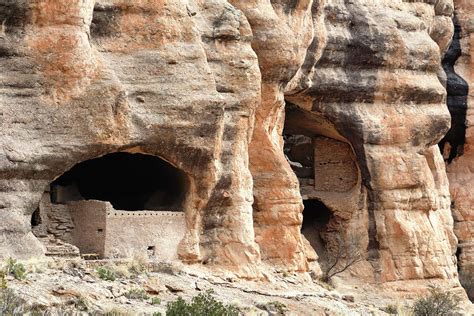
top-left (286, 0), bottom-right (459, 282)
top-left (229, 0), bottom-right (323, 271)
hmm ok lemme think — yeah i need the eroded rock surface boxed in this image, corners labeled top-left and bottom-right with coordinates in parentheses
top-left (0, 0), bottom-right (472, 302)
top-left (0, 0), bottom-right (262, 278)
top-left (286, 0), bottom-right (459, 282)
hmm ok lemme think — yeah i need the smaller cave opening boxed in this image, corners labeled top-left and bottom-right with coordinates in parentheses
top-left (147, 246), bottom-right (156, 258)
top-left (31, 208), bottom-right (41, 227)
top-left (301, 199), bottom-right (332, 261)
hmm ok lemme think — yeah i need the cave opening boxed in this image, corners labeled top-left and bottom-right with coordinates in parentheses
top-left (50, 152), bottom-right (188, 211)
top-left (301, 199), bottom-right (332, 260)
top-left (31, 208), bottom-right (41, 227)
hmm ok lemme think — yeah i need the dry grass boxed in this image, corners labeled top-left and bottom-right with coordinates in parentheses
top-left (127, 253), bottom-right (149, 276)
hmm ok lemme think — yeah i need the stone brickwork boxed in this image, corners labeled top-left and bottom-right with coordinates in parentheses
top-left (34, 198), bottom-right (185, 260)
top-left (105, 210), bottom-right (186, 260)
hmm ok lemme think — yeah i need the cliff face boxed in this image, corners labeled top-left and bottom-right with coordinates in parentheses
top-left (0, 0), bottom-right (262, 277)
top-left (0, 0), bottom-right (471, 293)
top-left (286, 0), bottom-right (458, 282)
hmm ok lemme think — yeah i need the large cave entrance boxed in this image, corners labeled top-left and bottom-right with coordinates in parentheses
top-left (33, 152), bottom-right (189, 260)
top-left (51, 152), bottom-right (188, 211)
top-left (283, 102), bottom-right (364, 275)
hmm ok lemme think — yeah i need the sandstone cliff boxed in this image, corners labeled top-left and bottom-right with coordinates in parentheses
top-left (0, 0), bottom-right (262, 277)
top-left (286, 0), bottom-right (458, 283)
top-left (0, 0), bottom-right (472, 303)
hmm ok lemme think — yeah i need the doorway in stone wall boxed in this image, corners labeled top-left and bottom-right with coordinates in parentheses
top-left (32, 152), bottom-right (189, 260)
top-left (301, 199), bottom-right (332, 263)
top-left (283, 102), bottom-right (362, 270)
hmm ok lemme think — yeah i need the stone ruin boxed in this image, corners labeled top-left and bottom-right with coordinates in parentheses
top-left (0, 0), bottom-right (472, 299)
top-left (31, 152), bottom-right (187, 260)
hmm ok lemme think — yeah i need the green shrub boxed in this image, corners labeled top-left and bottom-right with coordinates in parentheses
top-left (412, 286), bottom-right (461, 316)
top-left (151, 297), bottom-right (162, 305)
top-left (166, 297), bottom-right (187, 315)
top-left (5, 258), bottom-right (26, 280)
top-left (124, 288), bottom-right (149, 301)
top-left (97, 267), bottom-right (117, 281)
top-left (166, 290), bottom-right (239, 316)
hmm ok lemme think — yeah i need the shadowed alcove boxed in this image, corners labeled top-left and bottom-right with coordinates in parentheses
top-left (283, 102), bottom-right (361, 269)
top-left (32, 152), bottom-right (189, 260)
top-left (50, 152), bottom-right (188, 211)
top-left (301, 199), bottom-right (332, 261)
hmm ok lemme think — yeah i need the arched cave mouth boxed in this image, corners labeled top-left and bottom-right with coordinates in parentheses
top-left (301, 199), bottom-right (332, 260)
top-left (50, 152), bottom-right (188, 211)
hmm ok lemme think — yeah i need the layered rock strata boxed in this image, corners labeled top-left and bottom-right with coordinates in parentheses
top-left (0, 0), bottom-right (262, 277)
top-left (0, 0), bottom-right (469, 292)
top-left (286, 0), bottom-right (459, 282)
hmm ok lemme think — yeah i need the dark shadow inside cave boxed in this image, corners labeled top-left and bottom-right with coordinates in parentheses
top-left (31, 208), bottom-right (41, 227)
top-left (439, 15), bottom-right (469, 163)
top-left (283, 134), bottom-right (314, 179)
top-left (301, 199), bottom-right (332, 261)
top-left (50, 152), bottom-right (188, 211)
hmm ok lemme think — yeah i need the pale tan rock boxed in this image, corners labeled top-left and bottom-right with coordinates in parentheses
top-left (286, 0), bottom-right (458, 282)
top-left (144, 277), bottom-right (167, 295)
top-left (0, 0), bottom-right (261, 278)
top-left (0, 0), bottom-right (470, 299)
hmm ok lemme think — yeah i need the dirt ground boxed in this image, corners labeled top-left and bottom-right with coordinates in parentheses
top-left (3, 258), bottom-right (473, 315)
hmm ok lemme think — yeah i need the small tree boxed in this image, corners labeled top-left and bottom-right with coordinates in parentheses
top-left (412, 286), bottom-right (461, 316)
top-left (322, 226), bottom-right (364, 282)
